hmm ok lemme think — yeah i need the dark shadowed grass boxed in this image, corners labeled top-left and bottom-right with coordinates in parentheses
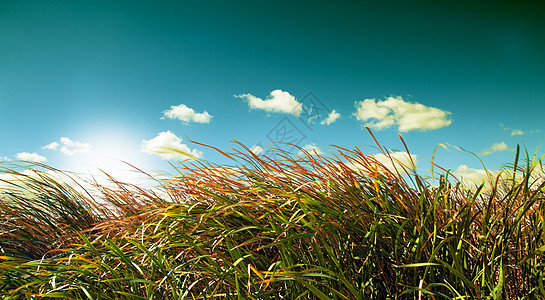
top-left (1, 133), bottom-right (544, 299)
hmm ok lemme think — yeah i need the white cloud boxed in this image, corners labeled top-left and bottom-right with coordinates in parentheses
top-left (299, 143), bottom-right (324, 156)
top-left (236, 89), bottom-right (303, 117)
top-left (353, 96), bottom-right (451, 132)
top-left (345, 151), bottom-right (418, 176)
top-left (500, 124), bottom-right (524, 136)
top-left (455, 164), bottom-right (545, 190)
top-left (453, 165), bottom-right (506, 189)
top-left (529, 165), bottom-right (545, 189)
top-left (453, 165), bottom-right (513, 189)
top-left (372, 152), bottom-right (418, 174)
top-left (15, 152), bottom-right (47, 162)
top-left (141, 131), bottom-right (202, 160)
top-left (59, 137), bottom-right (91, 156)
top-left (321, 110), bottom-right (341, 125)
top-left (250, 145), bottom-right (266, 155)
top-left (41, 141), bottom-right (59, 150)
top-left (511, 129), bottom-right (524, 136)
top-left (454, 165), bottom-right (489, 187)
top-left (481, 142), bottom-right (514, 156)
top-left (42, 138), bottom-right (91, 156)
top-left (162, 104), bottom-right (213, 124)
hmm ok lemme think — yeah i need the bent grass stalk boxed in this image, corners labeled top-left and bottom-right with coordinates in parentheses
top-left (0, 133), bottom-right (544, 299)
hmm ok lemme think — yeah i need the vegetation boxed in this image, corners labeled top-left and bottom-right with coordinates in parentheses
top-left (1, 132), bottom-right (544, 299)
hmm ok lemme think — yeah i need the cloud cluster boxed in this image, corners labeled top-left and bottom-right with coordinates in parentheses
top-left (353, 96), bottom-right (451, 132)
top-left (511, 129), bottom-right (524, 136)
top-left (481, 142), bottom-right (514, 156)
top-left (371, 152), bottom-right (418, 174)
top-left (42, 137), bottom-right (91, 156)
top-left (299, 143), bottom-right (323, 156)
top-left (60, 137), bottom-right (92, 155)
top-left (15, 152), bottom-right (47, 162)
top-left (453, 165), bottom-right (517, 189)
top-left (344, 151), bottom-right (418, 176)
top-left (500, 124), bottom-right (525, 136)
top-left (455, 164), bottom-right (545, 190)
top-left (321, 110), bottom-right (341, 125)
top-left (250, 145), bottom-right (266, 155)
top-left (236, 89), bottom-right (303, 117)
top-left (163, 104), bottom-right (212, 124)
top-left (141, 131), bottom-right (202, 160)
top-left (42, 142), bottom-right (59, 150)
top-left (454, 165), bottom-right (492, 187)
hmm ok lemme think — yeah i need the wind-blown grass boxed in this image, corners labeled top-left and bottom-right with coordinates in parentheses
top-left (1, 133), bottom-right (544, 299)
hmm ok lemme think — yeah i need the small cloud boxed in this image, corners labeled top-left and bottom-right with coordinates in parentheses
top-left (529, 165), bottom-right (545, 189)
top-left (250, 145), bottom-right (266, 155)
top-left (345, 151), bottom-right (418, 176)
top-left (321, 110), bottom-right (341, 125)
top-left (455, 164), bottom-right (545, 190)
top-left (141, 131), bottom-right (202, 160)
top-left (453, 165), bottom-right (514, 189)
top-left (353, 96), bottom-right (451, 132)
top-left (162, 104), bottom-right (212, 124)
top-left (42, 138), bottom-right (91, 156)
top-left (41, 141), bottom-right (59, 150)
top-left (454, 165), bottom-right (490, 187)
top-left (511, 129), bottom-right (524, 136)
top-left (500, 125), bottom-right (525, 136)
top-left (236, 89), bottom-right (303, 117)
top-left (372, 151), bottom-right (418, 173)
top-left (481, 142), bottom-right (514, 156)
top-left (299, 143), bottom-right (323, 156)
top-left (59, 137), bottom-right (91, 156)
top-left (15, 152), bottom-right (47, 162)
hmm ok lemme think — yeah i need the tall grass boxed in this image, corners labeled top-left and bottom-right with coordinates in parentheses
top-left (1, 133), bottom-right (544, 299)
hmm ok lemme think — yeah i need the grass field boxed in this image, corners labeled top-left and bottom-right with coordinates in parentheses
top-left (1, 133), bottom-right (544, 299)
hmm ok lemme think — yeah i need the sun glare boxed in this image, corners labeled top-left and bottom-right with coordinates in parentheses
top-left (58, 127), bottom-right (160, 184)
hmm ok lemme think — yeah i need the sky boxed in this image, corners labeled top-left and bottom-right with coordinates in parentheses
top-left (1, 0), bottom-right (544, 185)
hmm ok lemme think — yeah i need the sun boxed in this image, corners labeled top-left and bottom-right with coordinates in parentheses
top-left (58, 126), bottom-right (161, 184)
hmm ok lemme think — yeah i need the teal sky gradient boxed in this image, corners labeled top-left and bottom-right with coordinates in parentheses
top-left (1, 0), bottom-right (544, 181)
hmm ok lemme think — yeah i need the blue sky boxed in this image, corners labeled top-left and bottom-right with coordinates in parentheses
top-left (1, 0), bottom-right (544, 183)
